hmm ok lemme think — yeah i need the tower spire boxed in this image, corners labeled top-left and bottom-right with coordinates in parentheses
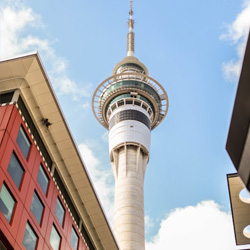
top-left (127, 0), bottom-right (135, 56)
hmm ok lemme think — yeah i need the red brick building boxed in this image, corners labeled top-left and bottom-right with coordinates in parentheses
top-left (0, 53), bottom-right (119, 250)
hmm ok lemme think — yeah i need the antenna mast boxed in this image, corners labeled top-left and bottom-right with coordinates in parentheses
top-left (127, 0), bottom-right (135, 56)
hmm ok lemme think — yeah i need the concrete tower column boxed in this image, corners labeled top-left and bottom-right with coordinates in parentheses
top-left (111, 145), bottom-right (148, 250)
top-left (108, 105), bottom-right (150, 250)
top-left (107, 104), bottom-right (150, 250)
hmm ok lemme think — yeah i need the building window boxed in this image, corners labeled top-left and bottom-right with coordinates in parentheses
top-left (16, 126), bottom-right (31, 159)
top-left (7, 152), bottom-right (24, 189)
top-left (22, 222), bottom-right (38, 250)
top-left (55, 198), bottom-right (65, 226)
top-left (0, 183), bottom-right (16, 223)
top-left (30, 191), bottom-right (44, 225)
top-left (37, 164), bottom-right (49, 196)
top-left (70, 226), bottom-right (79, 250)
top-left (50, 224), bottom-right (61, 250)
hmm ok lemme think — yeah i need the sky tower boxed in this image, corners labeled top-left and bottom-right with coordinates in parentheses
top-left (92, 1), bottom-right (169, 249)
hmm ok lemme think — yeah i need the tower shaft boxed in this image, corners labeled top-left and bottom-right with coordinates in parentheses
top-left (108, 105), bottom-right (151, 250)
top-left (111, 145), bottom-right (148, 250)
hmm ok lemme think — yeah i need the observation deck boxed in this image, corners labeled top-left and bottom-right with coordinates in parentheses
top-left (92, 56), bottom-right (169, 130)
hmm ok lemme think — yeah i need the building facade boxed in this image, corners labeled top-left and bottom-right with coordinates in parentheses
top-left (92, 2), bottom-right (168, 249)
top-left (0, 53), bottom-right (119, 250)
top-left (226, 29), bottom-right (250, 247)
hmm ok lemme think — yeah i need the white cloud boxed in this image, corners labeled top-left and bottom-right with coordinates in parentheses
top-left (0, 1), bottom-right (45, 59)
top-left (101, 131), bottom-right (109, 142)
top-left (146, 201), bottom-right (236, 250)
top-left (81, 102), bottom-right (90, 111)
top-left (145, 215), bottom-right (154, 234)
top-left (221, 0), bottom-right (250, 82)
top-left (222, 60), bottom-right (242, 83)
top-left (0, 0), bottom-right (91, 100)
top-left (78, 143), bottom-right (114, 223)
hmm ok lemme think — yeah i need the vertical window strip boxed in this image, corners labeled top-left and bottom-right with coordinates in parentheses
top-left (37, 164), bottom-right (49, 196)
top-left (7, 152), bottom-right (24, 189)
top-left (71, 226), bottom-right (79, 250)
top-left (22, 222), bottom-right (38, 250)
top-left (0, 183), bottom-right (16, 223)
top-left (50, 224), bottom-right (61, 250)
top-left (16, 126), bottom-right (31, 159)
top-left (55, 197), bottom-right (65, 226)
top-left (30, 191), bottom-right (44, 225)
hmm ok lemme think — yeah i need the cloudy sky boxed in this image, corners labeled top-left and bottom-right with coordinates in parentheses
top-left (1, 0), bottom-right (250, 249)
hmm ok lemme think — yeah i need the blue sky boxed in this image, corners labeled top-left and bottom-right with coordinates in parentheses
top-left (1, 0), bottom-right (250, 249)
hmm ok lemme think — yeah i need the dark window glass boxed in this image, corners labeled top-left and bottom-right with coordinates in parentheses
top-left (70, 227), bottom-right (79, 250)
top-left (50, 224), bottom-right (61, 250)
top-left (30, 191), bottom-right (44, 225)
top-left (117, 63), bottom-right (145, 73)
top-left (37, 164), bottom-right (49, 196)
top-left (109, 109), bottom-right (151, 129)
top-left (16, 126), bottom-right (31, 159)
top-left (55, 198), bottom-right (65, 226)
top-left (0, 91), bottom-right (14, 104)
top-left (81, 224), bottom-right (95, 250)
top-left (22, 222), bottom-right (38, 250)
top-left (0, 183), bottom-right (16, 223)
top-left (102, 80), bottom-right (161, 107)
top-left (7, 152), bottom-right (24, 189)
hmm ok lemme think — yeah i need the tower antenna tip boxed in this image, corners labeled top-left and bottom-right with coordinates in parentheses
top-left (127, 0), bottom-right (135, 56)
top-left (129, 0), bottom-right (133, 16)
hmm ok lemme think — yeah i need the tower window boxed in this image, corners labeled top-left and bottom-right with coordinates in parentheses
top-left (37, 164), bottom-right (49, 196)
top-left (126, 100), bottom-right (133, 104)
top-left (109, 110), bottom-right (151, 129)
top-left (0, 183), bottom-right (16, 223)
top-left (30, 191), bottom-right (44, 225)
top-left (7, 152), bottom-right (24, 189)
top-left (118, 100), bottom-right (124, 107)
top-left (16, 126), bottom-right (31, 159)
top-left (22, 222), bottom-right (38, 250)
